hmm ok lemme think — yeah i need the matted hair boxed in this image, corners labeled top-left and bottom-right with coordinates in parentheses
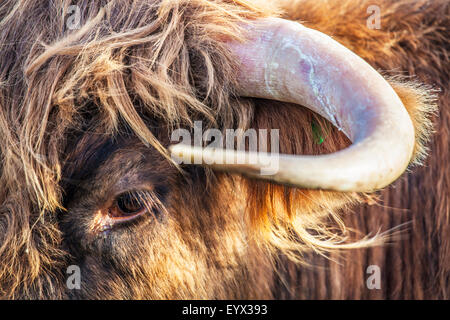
top-left (0, 0), bottom-right (442, 298)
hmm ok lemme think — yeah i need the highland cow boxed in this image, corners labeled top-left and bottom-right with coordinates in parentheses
top-left (0, 0), bottom-right (448, 299)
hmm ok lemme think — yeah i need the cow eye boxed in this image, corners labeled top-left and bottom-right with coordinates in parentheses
top-left (109, 191), bottom-right (148, 221)
top-left (117, 192), bottom-right (144, 214)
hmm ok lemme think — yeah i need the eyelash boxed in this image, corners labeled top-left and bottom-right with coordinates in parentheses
top-left (115, 191), bottom-right (148, 215)
top-left (109, 189), bottom-right (165, 221)
top-left (89, 189), bottom-right (167, 235)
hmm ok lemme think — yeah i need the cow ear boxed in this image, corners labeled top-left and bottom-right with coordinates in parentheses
top-left (388, 79), bottom-right (438, 166)
top-left (240, 80), bottom-right (436, 258)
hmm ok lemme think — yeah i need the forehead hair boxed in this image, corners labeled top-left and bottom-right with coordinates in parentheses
top-left (0, 0), bottom-right (279, 298)
top-left (0, 0), bottom-right (277, 213)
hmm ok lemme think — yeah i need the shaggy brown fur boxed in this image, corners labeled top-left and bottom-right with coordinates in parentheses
top-left (0, 0), bottom-right (447, 299)
top-left (272, 0), bottom-right (449, 299)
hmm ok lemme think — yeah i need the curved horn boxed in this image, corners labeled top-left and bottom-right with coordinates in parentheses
top-left (169, 18), bottom-right (415, 192)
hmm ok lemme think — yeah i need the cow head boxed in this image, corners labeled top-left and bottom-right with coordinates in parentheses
top-left (0, 0), bottom-right (436, 299)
